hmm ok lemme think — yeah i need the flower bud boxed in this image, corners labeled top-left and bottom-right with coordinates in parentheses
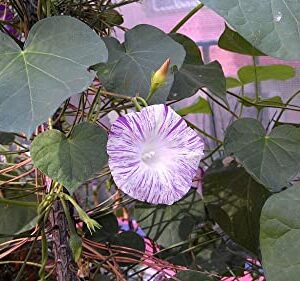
top-left (149, 58), bottom-right (171, 95)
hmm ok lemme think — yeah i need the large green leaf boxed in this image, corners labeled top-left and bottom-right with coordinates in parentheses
top-left (30, 122), bottom-right (108, 193)
top-left (201, 0), bottom-right (300, 59)
top-left (260, 183), bottom-right (300, 281)
top-left (172, 270), bottom-right (213, 281)
top-left (169, 34), bottom-right (226, 102)
top-left (218, 25), bottom-right (265, 56)
top-left (204, 159), bottom-right (271, 254)
top-left (238, 65), bottom-right (296, 85)
top-left (133, 190), bottom-right (204, 247)
top-left (224, 118), bottom-right (300, 190)
top-left (0, 16), bottom-right (108, 137)
top-left (96, 24), bottom-right (185, 104)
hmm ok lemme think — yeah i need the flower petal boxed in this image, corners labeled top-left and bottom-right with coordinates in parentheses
top-left (107, 104), bottom-right (204, 205)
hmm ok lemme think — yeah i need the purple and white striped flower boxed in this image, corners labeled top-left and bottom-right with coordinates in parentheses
top-left (107, 104), bottom-right (204, 205)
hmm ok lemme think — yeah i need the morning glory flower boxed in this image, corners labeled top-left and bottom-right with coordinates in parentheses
top-left (0, 4), bottom-right (19, 37)
top-left (107, 104), bottom-right (204, 205)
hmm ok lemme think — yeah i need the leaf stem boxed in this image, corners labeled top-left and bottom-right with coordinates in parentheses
top-left (131, 97), bottom-right (142, 112)
top-left (273, 88), bottom-right (300, 126)
top-left (200, 88), bottom-right (239, 118)
top-left (60, 197), bottom-right (77, 235)
top-left (0, 198), bottom-right (37, 208)
top-left (170, 3), bottom-right (204, 33)
top-left (185, 119), bottom-right (223, 144)
top-left (252, 56), bottom-right (259, 102)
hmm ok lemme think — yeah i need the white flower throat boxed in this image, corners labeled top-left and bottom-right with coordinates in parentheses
top-left (142, 150), bottom-right (157, 164)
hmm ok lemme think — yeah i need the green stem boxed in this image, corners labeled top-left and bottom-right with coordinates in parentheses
top-left (201, 144), bottom-right (223, 162)
top-left (14, 233), bottom-right (40, 281)
top-left (136, 97), bottom-right (148, 108)
top-left (0, 150), bottom-right (29, 155)
top-left (88, 87), bottom-right (102, 123)
top-left (273, 88), bottom-right (300, 126)
top-left (201, 88), bottom-right (239, 118)
top-left (227, 90), bottom-right (300, 112)
top-left (60, 198), bottom-right (77, 235)
top-left (39, 228), bottom-right (48, 281)
top-left (131, 97), bottom-right (142, 111)
top-left (145, 87), bottom-right (155, 102)
top-left (100, 89), bottom-right (132, 101)
top-left (238, 85), bottom-right (245, 117)
top-left (252, 56), bottom-right (259, 102)
top-left (46, 0), bottom-right (51, 17)
top-left (185, 120), bottom-right (223, 144)
top-left (0, 198), bottom-right (37, 208)
top-left (0, 260), bottom-right (42, 268)
top-left (170, 3), bottom-right (204, 33)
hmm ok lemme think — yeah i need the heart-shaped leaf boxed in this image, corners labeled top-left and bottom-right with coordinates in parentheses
top-left (169, 33), bottom-right (226, 102)
top-left (30, 122), bottom-right (108, 192)
top-left (218, 25), bottom-right (265, 56)
top-left (0, 16), bottom-right (108, 137)
top-left (134, 190), bottom-right (204, 247)
top-left (201, 0), bottom-right (300, 59)
top-left (224, 118), bottom-right (300, 190)
top-left (204, 159), bottom-right (271, 254)
top-left (260, 183), bottom-right (300, 281)
top-left (96, 24), bottom-right (185, 104)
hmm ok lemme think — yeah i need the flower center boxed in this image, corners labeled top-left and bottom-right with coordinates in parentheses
top-left (141, 150), bottom-right (158, 164)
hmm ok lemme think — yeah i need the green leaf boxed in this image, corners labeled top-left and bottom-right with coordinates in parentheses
top-left (84, 213), bottom-right (119, 242)
top-left (169, 33), bottom-right (226, 102)
top-left (201, 0), bottom-right (300, 60)
top-left (238, 65), bottom-right (296, 85)
top-left (133, 190), bottom-right (204, 248)
top-left (30, 122), bottom-right (108, 193)
top-left (96, 24), bottom-right (185, 104)
top-left (226, 77), bottom-right (242, 89)
top-left (170, 33), bottom-right (203, 65)
top-left (224, 118), bottom-right (300, 190)
top-left (0, 16), bottom-right (108, 137)
top-left (195, 238), bottom-right (245, 275)
top-left (260, 183), bottom-right (300, 281)
top-left (0, 190), bottom-right (37, 241)
top-left (218, 25), bottom-right (265, 56)
top-left (204, 159), bottom-right (271, 254)
top-left (172, 270), bottom-right (213, 281)
top-left (100, 9), bottom-right (124, 27)
top-left (176, 97), bottom-right (211, 116)
top-left (0, 132), bottom-right (15, 145)
top-left (112, 231), bottom-right (145, 264)
top-left (170, 62), bottom-right (226, 102)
